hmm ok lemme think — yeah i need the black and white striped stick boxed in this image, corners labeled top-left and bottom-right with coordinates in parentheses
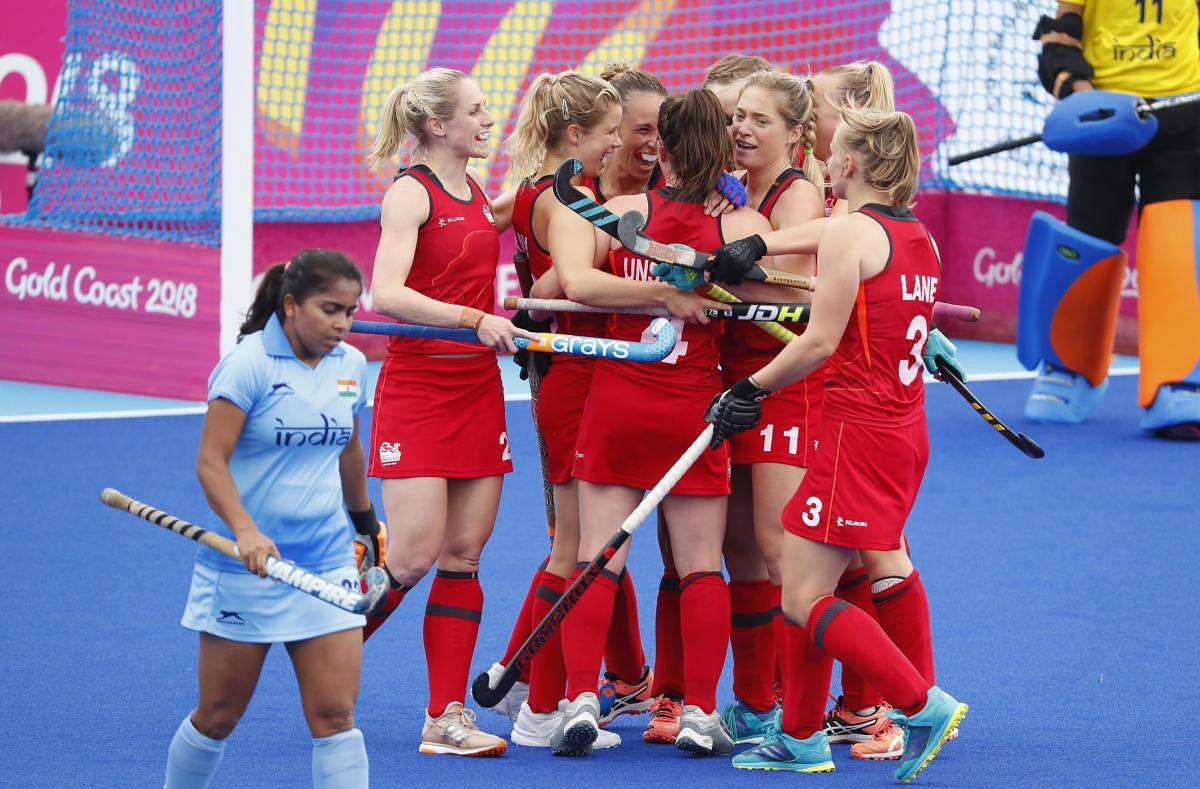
top-left (100, 488), bottom-right (390, 614)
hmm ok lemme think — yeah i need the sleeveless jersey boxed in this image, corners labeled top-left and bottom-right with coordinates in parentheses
top-left (385, 164), bottom-right (500, 356)
top-left (723, 168), bottom-right (807, 360)
top-left (821, 204), bottom-right (940, 427)
top-left (1080, 0), bottom-right (1200, 96)
top-left (605, 189), bottom-right (723, 374)
top-left (512, 176), bottom-right (608, 339)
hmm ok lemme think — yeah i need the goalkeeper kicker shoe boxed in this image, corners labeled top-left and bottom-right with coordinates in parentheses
top-left (419, 702), bottom-right (507, 757)
top-left (891, 686), bottom-right (968, 783)
top-left (675, 705), bottom-right (735, 756)
top-left (1141, 382), bottom-right (1200, 439)
top-left (511, 701), bottom-right (620, 749)
top-left (598, 665), bottom-right (654, 724)
top-left (1025, 362), bottom-right (1108, 424)
top-left (549, 693), bottom-right (601, 757)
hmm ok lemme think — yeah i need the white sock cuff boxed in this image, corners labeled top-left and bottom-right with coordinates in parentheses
top-left (180, 716), bottom-right (225, 753)
top-left (312, 727), bottom-right (363, 749)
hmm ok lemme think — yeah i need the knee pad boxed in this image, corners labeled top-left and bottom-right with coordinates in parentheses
top-left (1135, 199), bottom-right (1200, 407)
top-left (1017, 211), bottom-right (1126, 386)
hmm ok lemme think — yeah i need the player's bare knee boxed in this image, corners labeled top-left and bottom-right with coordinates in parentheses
top-left (307, 707), bottom-right (356, 739)
top-left (387, 551), bottom-right (435, 587)
top-left (439, 550), bottom-right (482, 573)
top-left (189, 708), bottom-right (240, 740)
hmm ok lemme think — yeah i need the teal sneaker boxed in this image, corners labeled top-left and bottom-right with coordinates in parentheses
top-left (720, 699), bottom-right (780, 745)
top-left (731, 714), bottom-right (835, 773)
top-left (1141, 383), bottom-right (1200, 439)
top-left (891, 686), bottom-right (968, 784)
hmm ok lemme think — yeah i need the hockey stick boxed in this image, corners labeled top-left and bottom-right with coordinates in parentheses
top-left (99, 488), bottom-right (390, 613)
top-left (511, 248), bottom-right (556, 544)
top-left (617, 209), bottom-right (816, 291)
top-left (933, 359), bottom-right (1045, 459)
top-left (471, 426), bottom-right (715, 707)
top-left (504, 295), bottom-right (809, 322)
top-left (549, 158), bottom-right (816, 290)
top-left (948, 91), bottom-right (1200, 166)
top-left (350, 318), bottom-right (677, 363)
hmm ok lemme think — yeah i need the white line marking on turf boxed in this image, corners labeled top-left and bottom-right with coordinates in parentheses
top-left (0, 367), bottom-right (1140, 423)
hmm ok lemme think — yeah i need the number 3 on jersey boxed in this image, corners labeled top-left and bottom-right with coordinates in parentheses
top-left (800, 495), bottom-right (822, 527)
top-left (639, 317), bottom-right (689, 364)
top-left (898, 314), bottom-right (928, 386)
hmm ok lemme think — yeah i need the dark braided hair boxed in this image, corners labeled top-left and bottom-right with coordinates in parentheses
top-left (239, 249), bottom-right (364, 341)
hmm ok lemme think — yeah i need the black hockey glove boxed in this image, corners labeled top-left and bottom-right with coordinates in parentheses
top-left (709, 234), bottom-right (767, 285)
top-left (704, 376), bottom-right (771, 450)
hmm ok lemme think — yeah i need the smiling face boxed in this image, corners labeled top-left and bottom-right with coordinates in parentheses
top-left (573, 103), bottom-right (624, 177)
top-left (283, 276), bottom-right (362, 364)
top-left (811, 73), bottom-right (845, 162)
top-left (613, 90), bottom-right (662, 182)
top-left (439, 78), bottom-right (494, 160)
top-left (731, 84), bottom-right (798, 173)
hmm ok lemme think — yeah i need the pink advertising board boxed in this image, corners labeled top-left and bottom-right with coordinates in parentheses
top-left (0, 2), bottom-right (66, 215)
top-left (0, 224), bottom-right (219, 399)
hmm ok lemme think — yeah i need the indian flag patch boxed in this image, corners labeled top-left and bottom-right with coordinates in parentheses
top-left (337, 379), bottom-right (358, 398)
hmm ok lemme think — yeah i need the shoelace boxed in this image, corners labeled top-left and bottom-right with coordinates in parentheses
top-left (650, 699), bottom-right (679, 721)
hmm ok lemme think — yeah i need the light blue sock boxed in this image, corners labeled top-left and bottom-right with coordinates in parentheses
top-left (312, 728), bottom-right (368, 789)
top-left (164, 715), bottom-right (226, 789)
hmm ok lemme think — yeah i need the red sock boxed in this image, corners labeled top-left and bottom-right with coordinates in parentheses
top-left (807, 596), bottom-right (927, 715)
top-left (835, 566), bottom-right (886, 710)
top-left (501, 556), bottom-right (548, 684)
top-left (604, 569), bottom-right (646, 680)
top-left (872, 569), bottom-right (935, 684)
top-left (679, 572), bottom-right (729, 712)
top-left (424, 570), bottom-right (484, 717)
top-left (772, 584), bottom-right (785, 699)
top-left (526, 570), bottom-right (568, 713)
top-left (561, 567), bottom-right (618, 700)
top-left (729, 579), bottom-right (777, 711)
top-left (781, 621), bottom-right (834, 739)
top-left (651, 568), bottom-right (684, 699)
top-left (362, 568), bottom-right (407, 643)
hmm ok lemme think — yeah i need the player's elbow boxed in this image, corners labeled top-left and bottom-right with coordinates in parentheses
top-left (370, 283), bottom-right (408, 319)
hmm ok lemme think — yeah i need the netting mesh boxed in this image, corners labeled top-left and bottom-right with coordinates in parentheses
top-left (11, 0), bottom-right (1066, 245)
top-left (18, 0), bottom-right (223, 245)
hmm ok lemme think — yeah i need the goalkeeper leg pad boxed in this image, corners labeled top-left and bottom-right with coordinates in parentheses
top-left (1017, 212), bottom-right (1125, 423)
top-left (1135, 200), bottom-right (1200, 435)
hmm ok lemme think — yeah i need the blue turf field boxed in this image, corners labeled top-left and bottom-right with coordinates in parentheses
top-left (1, 355), bottom-right (1197, 787)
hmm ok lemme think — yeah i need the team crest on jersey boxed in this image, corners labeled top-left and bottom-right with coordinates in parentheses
top-left (378, 442), bottom-right (402, 465)
top-left (336, 379), bottom-right (358, 398)
top-left (481, 202), bottom-right (495, 225)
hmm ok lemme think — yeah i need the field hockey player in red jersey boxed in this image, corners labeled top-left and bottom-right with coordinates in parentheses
top-left (546, 88), bottom-right (769, 758)
top-left (169, 250), bottom-right (375, 788)
top-left (708, 106), bottom-right (968, 782)
top-left (715, 68), bottom-right (827, 747)
top-left (495, 70), bottom-right (628, 752)
top-left (360, 67), bottom-right (536, 758)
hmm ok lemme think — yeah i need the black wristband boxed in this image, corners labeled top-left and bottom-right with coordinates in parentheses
top-left (349, 505), bottom-right (379, 537)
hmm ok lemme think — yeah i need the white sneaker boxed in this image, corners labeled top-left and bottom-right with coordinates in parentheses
top-left (484, 661), bottom-right (529, 722)
top-left (548, 692), bottom-right (601, 757)
top-left (512, 701), bottom-right (620, 749)
top-left (675, 704), bottom-right (734, 756)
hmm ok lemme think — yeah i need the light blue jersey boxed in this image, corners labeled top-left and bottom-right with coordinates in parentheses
top-left (198, 314), bottom-right (367, 574)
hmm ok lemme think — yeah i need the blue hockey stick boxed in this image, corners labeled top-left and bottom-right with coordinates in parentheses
top-left (350, 318), bottom-right (677, 363)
